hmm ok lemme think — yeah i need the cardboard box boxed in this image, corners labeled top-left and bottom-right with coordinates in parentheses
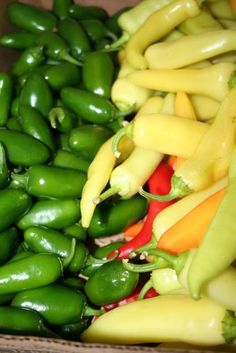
top-left (0, 1), bottom-right (235, 352)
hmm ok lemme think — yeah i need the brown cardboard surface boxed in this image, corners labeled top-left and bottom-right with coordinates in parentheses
top-left (0, 1), bottom-right (235, 352)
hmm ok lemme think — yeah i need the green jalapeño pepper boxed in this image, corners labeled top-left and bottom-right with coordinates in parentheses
top-left (0, 72), bottom-right (13, 127)
top-left (18, 105), bottom-right (56, 151)
top-left (0, 253), bottom-right (63, 295)
top-left (82, 51), bottom-right (115, 99)
top-left (12, 283), bottom-right (102, 326)
top-left (69, 124), bottom-right (113, 161)
top-left (54, 319), bottom-right (89, 340)
top-left (58, 17), bottom-right (91, 61)
top-left (12, 46), bottom-right (45, 77)
top-left (0, 188), bottom-right (32, 232)
top-left (63, 223), bottom-right (87, 242)
top-left (68, 3), bottom-right (108, 21)
top-left (0, 143), bottom-right (10, 189)
top-left (17, 198), bottom-right (81, 230)
top-left (52, 149), bottom-right (90, 173)
top-left (23, 226), bottom-right (88, 272)
top-left (0, 31), bottom-right (37, 50)
top-left (84, 260), bottom-right (139, 306)
top-left (88, 195), bottom-right (148, 238)
top-left (60, 87), bottom-right (133, 124)
top-left (7, 1), bottom-right (58, 33)
top-left (0, 306), bottom-right (58, 338)
top-left (36, 31), bottom-right (82, 66)
top-left (52, 0), bottom-right (71, 20)
top-left (19, 72), bottom-right (53, 118)
top-left (0, 227), bottom-right (19, 266)
top-left (11, 165), bottom-right (87, 199)
top-left (43, 62), bottom-right (81, 91)
top-left (0, 129), bottom-right (50, 166)
top-left (80, 19), bottom-right (117, 43)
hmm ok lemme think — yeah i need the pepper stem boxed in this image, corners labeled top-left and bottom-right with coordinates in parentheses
top-left (222, 310), bottom-right (236, 343)
top-left (228, 70), bottom-right (236, 89)
top-left (105, 31), bottom-right (129, 51)
top-left (115, 103), bottom-right (136, 118)
top-left (93, 186), bottom-right (120, 204)
top-left (84, 306), bottom-right (105, 317)
top-left (112, 123), bottom-right (133, 158)
top-left (147, 249), bottom-right (189, 274)
top-left (60, 49), bottom-right (82, 66)
top-left (122, 259), bottom-right (160, 273)
top-left (11, 172), bottom-right (27, 188)
top-left (129, 237), bottom-right (158, 258)
top-left (138, 280), bottom-right (153, 300)
top-left (49, 107), bottom-right (65, 129)
top-left (139, 175), bottom-right (192, 202)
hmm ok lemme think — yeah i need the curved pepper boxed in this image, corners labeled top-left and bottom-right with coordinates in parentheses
top-left (12, 46), bottom-right (45, 77)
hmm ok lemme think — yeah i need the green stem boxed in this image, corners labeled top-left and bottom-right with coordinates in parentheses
top-left (49, 107), bottom-right (65, 129)
top-left (93, 186), bottom-right (120, 205)
top-left (138, 279), bottom-right (153, 300)
top-left (60, 49), bottom-right (82, 66)
top-left (122, 259), bottom-right (159, 273)
top-left (84, 306), bottom-right (105, 317)
top-left (105, 31), bottom-right (129, 51)
top-left (11, 172), bottom-right (27, 188)
top-left (147, 249), bottom-right (189, 274)
top-left (228, 70), bottom-right (236, 89)
top-left (116, 103), bottom-right (136, 118)
top-left (222, 310), bottom-right (236, 344)
top-left (112, 123), bottom-right (133, 158)
top-left (139, 175), bottom-right (192, 202)
top-left (129, 237), bottom-right (158, 258)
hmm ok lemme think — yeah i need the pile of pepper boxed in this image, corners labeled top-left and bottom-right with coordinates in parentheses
top-left (0, 0), bottom-right (236, 350)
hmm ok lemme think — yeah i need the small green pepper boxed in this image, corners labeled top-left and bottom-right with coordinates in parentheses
top-left (63, 223), bottom-right (87, 242)
top-left (0, 306), bottom-right (58, 337)
top-left (80, 19), bottom-right (117, 43)
top-left (19, 72), bottom-right (53, 117)
top-left (43, 62), bottom-right (81, 91)
top-left (0, 253), bottom-right (63, 295)
top-left (60, 276), bottom-right (85, 290)
top-left (68, 3), bottom-right (108, 21)
top-left (88, 195), bottom-right (148, 238)
top-left (55, 319), bottom-right (89, 340)
top-left (0, 188), bottom-right (32, 232)
top-left (17, 198), bottom-right (81, 230)
top-left (12, 283), bottom-right (102, 326)
top-left (0, 129), bottom-right (50, 166)
top-left (52, 149), bottom-right (90, 173)
top-left (84, 260), bottom-right (139, 306)
top-left (58, 17), bottom-right (91, 61)
top-left (11, 46), bottom-right (45, 77)
top-left (82, 51), bottom-right (115, 98)
top-left (49, 106), bottom-right (77, 133)
top-left (23, 226), bottom-right (88, 272)
top-left (6, 117), bottom-right (22, 132)
top-left (0, 72), bottom-right (13, 126)
top-left (11, 164), bottom-right (86, 199)
top-left (18, 105), bottom-right (56, 151)
top-left (60, 87), bottom-right (133, 124)
top-left (52, 0), bottom-right (71, 19)
top-left (0, 31), bottom-right (37, 50)
top-left (36, 31), bottom-right (81, 65)
top-left (7, 1), bottom-right (58, 33)
top-left (69, 124), bottom-right (113, 161)
top-left (0, 227), bottom-right (19, 266)
top-left (0, 143), bottom-right (9, 188)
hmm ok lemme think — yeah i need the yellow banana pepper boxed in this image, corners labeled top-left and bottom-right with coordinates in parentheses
top-left (145, 29), bottom-right (236, 70)
top-left (207, 0), bottom-right (236, 20)
top-left (190, 94), bottom-right (220, 121)
top-left (81, 294), bottom-right (236, 346)
top-left (128, 62), bottom-right (236, 102)
top-left (125, 0), bottom-right (200, 69)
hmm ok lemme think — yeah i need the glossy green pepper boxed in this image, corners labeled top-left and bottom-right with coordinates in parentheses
top-left (49, 106), bottom-right (77, 133)
top-left (55, 319), bottom-right (89, 340)
top-left (0, 72), bottom-right (13, 126)
top-left (7, 1), bottom-right (58, 33)
top-left (52, 149), bottom-right (90, 173)
top-left (84, 260), bottom-right (139, 306)
top-left (69, 124), bottom-right (113, 161)
top-left (23, 226), bottom-right (88, 272)
top-left (0, 227), bottom-right (19, 266)
top-left (58, 17), bottom-right (91, 61)
top-left (0, 31), bottom-right (37, 50)
top-left (36, 31), bottom-right (81, 66)
top-left (17, 198), bottom-right (81, 230)
top-left (80, 19), bottom-right (117, 43)
top-left (53, 0), bottom-right (71, 19)
top-left (12, 283), bottom-right (102, 326)
top-left (82, 51), bottom-right (115, 98)
top-left (19, 72), bottom-right (53, 117)
top-left (60, 87), bottom-right (133, 124)
top-left (0, 253), bottom-right (63, 295)
top-left (88, 195), bottom-right (148, 238)
top-left (11, 164), bottom-right (86, 199)
top-left (0, 143), bottom-right (10, 188)
top-left (63, 223), bottom-right (87, 242)
top-left (0, 306), bottom-right (58, 337)
top-left (18, 105), bottom-right (56, 151)
top-left (60, 276), bottom-right (85, 290)
top-left (68, 3), bottom-right (108, 21)
top-left (0, 129), bottom-right (50, 166)
top-left (11, 46), bottom-right (45, 77)
top-left (43, 62), bottom-right (81, 91)
top-left (0, 188), bottom-right (32, 232)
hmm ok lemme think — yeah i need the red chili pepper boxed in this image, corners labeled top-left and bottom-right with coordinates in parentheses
top-left (108, 161), bottom-right (175, 259)
top-left (102, 286), bottom-right (158, 312)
